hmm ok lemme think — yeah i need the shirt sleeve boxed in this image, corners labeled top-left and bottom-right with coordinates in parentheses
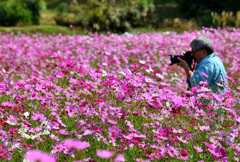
top-left (190, 63), bottom-right (214, 88)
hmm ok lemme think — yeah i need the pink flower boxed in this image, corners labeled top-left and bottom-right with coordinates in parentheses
top-left (202, 71), bottom-right (208, 78)
top-left (52, 143), bottom-right (64, 153)
top-left (32, 112), bottom-right (46, 122)
top-left (7, 115), bottom-right (18, 125)
top-left (199, 80), bottom-right (208, 86)
top-left (56, 71), bottom-right (65, 78)
top-left (114, 154), bottom-right (125, 162)
top-left (199, 125), bottom-right (210, 131)
top-left (177, 136), bottom-right (189, 143)
top-left (205, 141), bottom-right (216, 150)
top-left (63, 139), bottom-right (90, 150)
top-left (24, 150), bottom-right (56, 162)
top-left (181, 149), bottom-right (188, 157)
top-left (96, 150), bottom-right (115, 159)
top-left (194, 146), bottom-right (203, 152)
top-left (108, 119), bottom-right (118, 125)
top-left (153, 151), bottom-right (163, 157)
top-left (233, 117), bottom-right (240, 123)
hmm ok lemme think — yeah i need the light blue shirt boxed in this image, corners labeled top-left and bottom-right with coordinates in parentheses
top-left (189, 53), bottom-right (228, 93)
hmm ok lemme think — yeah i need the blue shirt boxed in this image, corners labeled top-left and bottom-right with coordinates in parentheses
top-left (189, 53), bottom-right (228, 93)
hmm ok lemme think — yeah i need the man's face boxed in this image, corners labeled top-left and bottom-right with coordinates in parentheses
top-left (192, 48), bottom-right (204, 63)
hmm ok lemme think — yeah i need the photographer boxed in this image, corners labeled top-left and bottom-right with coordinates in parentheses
top-left (177, 35), bottom-right (228, 93)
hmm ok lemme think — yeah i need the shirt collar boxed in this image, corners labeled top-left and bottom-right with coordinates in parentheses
top-left (196, 53), bottom-right (216, 68)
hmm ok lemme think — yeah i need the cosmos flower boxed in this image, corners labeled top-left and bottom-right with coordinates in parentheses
top-left (194, 146), bottom-right (203, 152)
top-left (24, 150), bottom-right (56, 162)
top-left (63, 139), bottom-right (90, 150)
top-left (108, 119), bottom-right (118, 125)
top-left (181, 149), bottom-right (188, 157)
top-left (96, 150), bottom-right (115, 159)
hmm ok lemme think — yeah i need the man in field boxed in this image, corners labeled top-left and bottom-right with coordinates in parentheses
top-left (177, 35), bottom-right (228, 93)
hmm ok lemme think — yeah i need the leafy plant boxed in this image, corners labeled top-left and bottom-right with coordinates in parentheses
top-left (0, 1), bottom-right (32, 26)
top-left (54, 0), bottom-right (156, 33)
top-left (0, 0), bottom-right (46, 26)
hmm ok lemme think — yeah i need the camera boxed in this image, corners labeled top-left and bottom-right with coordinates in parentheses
top-left (168, 51), bottom-right (193, 66)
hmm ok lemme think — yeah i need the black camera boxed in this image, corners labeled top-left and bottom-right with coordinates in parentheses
top-left (168, 51), bottom-right (193, 66)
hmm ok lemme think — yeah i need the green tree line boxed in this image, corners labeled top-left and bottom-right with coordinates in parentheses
top-left (0, 0), bottom-right (239, 32)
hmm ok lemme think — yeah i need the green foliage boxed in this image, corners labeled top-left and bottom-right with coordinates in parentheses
top-left (54, 0), bottom-right (156, 33)
top-left (24, 0), bottom-right (46, 25)
top-left (0, 1), bottom-right (32, 26)
top-left (211, 11), bottom-right (240, 28)
top-left (0, 0), bottom-right (46, 26)
top-left (176, 0), bottom-right (240, 26)
top-left (57, 2), bottom-right (68, 14)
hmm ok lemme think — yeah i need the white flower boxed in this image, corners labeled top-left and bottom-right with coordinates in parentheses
top-left (53, 126), bottom-right (60, 130)
top-left (83, 129), bottom-right (93, 135)
top-left (18, 128), bottom-right (28, 134)
top-left (42, 129), bottom-right (50, 135)
top-left (156, 73), bottom-right (164, 79)
top-left (101, 70), bottom-right (107, 77)
top-left (6, 121), bottom-right (17, 125)
top-left (119, 71), bottom-right (126, 76)
top-left (40, 121), bottom-right (48, 126)
top-left (145, 78), bottom-right (153, 83)
top-left (127, 69), bottom-right (132, 74)
top-left (29, 134), bottom-right (36, 140)
top-left (10, 142), bottom-right (20, 149)
top-left (21, 133), bottom-right (30, 139)
top-left (23, 159), bottom-right (31, 162)
top-left (146, 67), bottom-right (153, 73)
top-left (2, 68), bottom-right (6, 73)
top-left (102, 63), bottom-right (108, 66)
top-left (139, 60), bottom-right (146, 64)
top-left (152, 93), bottom-right (159, 97)
top-left (23, 112), bottom-right (30, 118)
top-left (166, 101), bottom-right (170, 107)
top-left (104, 51), bottom-right (111, 55)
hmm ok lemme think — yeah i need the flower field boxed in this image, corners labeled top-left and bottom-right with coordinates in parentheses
top-left (0, 27), bottom-right (240, 162)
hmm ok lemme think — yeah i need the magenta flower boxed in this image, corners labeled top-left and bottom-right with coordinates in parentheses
top-left (167, 145), bottom-right (179, 157)
top-left (108, 126), bottom-right (122, 139)
top-left (114, 154), bottom-right (125, 162)
top-left (32, 112), bottom-right (46, 122)
top-left (177, 136), bottom-right (189, 143)
top-left (63, 139), bottom-right (90, 150)
top-left (202, 71), bottom-right (208, 78)
top-left (96, 150), bottom-right (115, 159)
top-left (108, 119), bottom-right (118, 125)
top-left (7, 115), bottom-right (18, 125)
top-left (205, 141), bottom-right (217, 150)
top-left (233, 117), bottom-right (240, 123)
top-left (24, 150), bottom-right (56, 162)
top-left (153, 151), bottom-right (163, 157)
top-left (181, 149), bottom-right (188, 157)
top-left (56, 71), bottom-right (65, 78)
top-left (194, 146), bottom-right (203, 152)
top-left (199, 125), bottom-right (210, 131)
top-left (52, 143), bottom-right (64, 153)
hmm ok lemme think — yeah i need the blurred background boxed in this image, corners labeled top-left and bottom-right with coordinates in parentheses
top-left (0, 0), bottom-right (239, 34)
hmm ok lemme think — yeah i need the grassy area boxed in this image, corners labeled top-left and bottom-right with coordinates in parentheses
top-left (0, 25), bottom-right (197, 35)
top-left (0, 25), bottom-right (83, 35)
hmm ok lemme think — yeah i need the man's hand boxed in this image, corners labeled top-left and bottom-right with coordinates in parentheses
top-left (177, 57), bottom-right (187, 68)
top-left (177, 57), bottom-right (193, 81)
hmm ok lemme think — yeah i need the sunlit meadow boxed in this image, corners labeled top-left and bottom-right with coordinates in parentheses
top-left (0, 27), bottom-right (240, 162)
